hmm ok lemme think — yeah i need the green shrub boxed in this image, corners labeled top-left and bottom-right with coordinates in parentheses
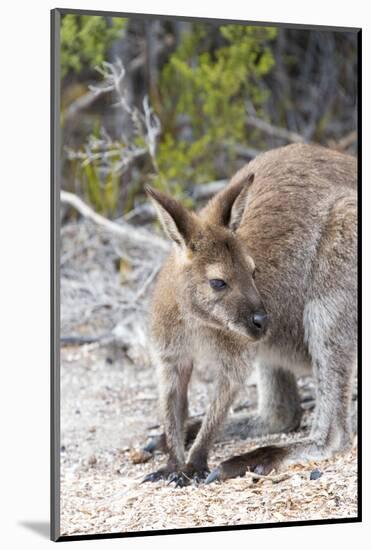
top-left (154, 24), bottom-right (277, 200)
top-left (61, 15), bottom-right (126, 77)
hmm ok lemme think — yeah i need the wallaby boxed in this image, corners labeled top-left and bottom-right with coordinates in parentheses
top-left (142, 143), bottom-right (357, 487)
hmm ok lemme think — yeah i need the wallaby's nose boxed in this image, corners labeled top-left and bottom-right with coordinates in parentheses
top-left (252, 311), bottom-right (269, 332)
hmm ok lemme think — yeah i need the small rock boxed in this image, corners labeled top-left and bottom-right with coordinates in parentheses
top-left (310, 468), bottom-right (322, 480)
top-left (88, 455), bottom-right (97, 467)
top-left (129, 448), bottom-right (152, 464)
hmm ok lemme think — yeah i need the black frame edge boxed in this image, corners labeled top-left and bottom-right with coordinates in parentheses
top-left (57, 517), bottom-right (360, 543)
top-left (51, 7), bottom-right (61, 543)
top-left (55, 7), bottom-right (360, 33)
top-left (356, 28), bottom-right (362, 523)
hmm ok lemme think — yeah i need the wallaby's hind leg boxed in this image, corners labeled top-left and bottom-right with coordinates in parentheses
top-left (223, 365), bottom-right (302, 440)
top-left (206, 201), bottom-right (357, 485)
top-left (206, 332), bottom-right (356, 483)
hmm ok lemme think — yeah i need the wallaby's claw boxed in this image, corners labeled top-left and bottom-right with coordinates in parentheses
top-left (167, 472), bottom-right (179, 484)
top-left (166, 468), bottom-right (210, 488)
top-left (167, 472), bottom-right (188, 488)
top-left (205, 468), bottom-right (221, 484)
top-left (174, 478), bottom-right (186, 488)
top-left (142, 461), bottom-right (183, 484)
top-left (193, 470), bottom-right (210, 484)
top-left (142, 470), bottom-right (165, 483)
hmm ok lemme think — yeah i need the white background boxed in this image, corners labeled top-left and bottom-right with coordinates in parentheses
top-left (0, 0), bottom-right (368, 548)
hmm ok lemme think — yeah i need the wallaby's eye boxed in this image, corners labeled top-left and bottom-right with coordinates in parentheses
top-left (209, 278), bottom-right (227, 290)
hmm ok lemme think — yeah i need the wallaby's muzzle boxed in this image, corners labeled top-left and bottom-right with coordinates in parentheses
top-left (248, 309), bottom-right (269, 339)
top-left (230, 300), bottom-right (269, 340)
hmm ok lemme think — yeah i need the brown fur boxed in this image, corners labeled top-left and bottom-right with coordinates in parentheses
top-left (143, 143), bottom-right (357, 485)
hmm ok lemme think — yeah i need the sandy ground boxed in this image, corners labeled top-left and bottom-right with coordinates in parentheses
top-left (60, 344), bottom-right (358, 537)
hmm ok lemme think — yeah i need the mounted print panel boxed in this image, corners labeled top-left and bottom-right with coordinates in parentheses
top-left (51, 8), bottom-right (360, 541)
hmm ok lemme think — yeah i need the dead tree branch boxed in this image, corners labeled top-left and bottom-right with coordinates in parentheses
top-left (64, 89), bottom-right (105, 123)
top-left (60, 190), bottom-right (169, 252)
top-left (66, 60), bottom-right (161, 177)
top-left (123, 179), bottom-right (230, 225)
top-left (246, 114), bottom-right (306, 144)
top-left (191, 180), bottom-right (228, 201)
top-left (234, 144), bottom-right (261, 160)
top-left (327, 130), bottom-right (357, 152)
top-left (63, 40), bottom-right (174, 124)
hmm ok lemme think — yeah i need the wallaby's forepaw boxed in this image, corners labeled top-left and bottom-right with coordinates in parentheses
top-left (142, 463), bottom-right (174, 483)
top-left (205, 445), bottom-right (288, 484)
top-left (167, 466), bottom-right (209, 488)
top-left (142, 470), bottom-right (165, 483)
top-left (142, 462), bottom-right (209, 487)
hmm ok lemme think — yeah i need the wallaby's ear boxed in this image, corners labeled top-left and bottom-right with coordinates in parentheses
top-left (203, 173), bottom-right (254, 228)
top-left (145, 185), bottom-right (196, 248)
top-left (229, 174), bottom-right (254, 230)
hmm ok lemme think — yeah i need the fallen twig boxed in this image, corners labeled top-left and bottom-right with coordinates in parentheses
top-left (133, 263), bottom-right (162, 301)
top-left (61, 334), bottom-right (107, 347)
top-left (243, 469), bottom-right (295, 483)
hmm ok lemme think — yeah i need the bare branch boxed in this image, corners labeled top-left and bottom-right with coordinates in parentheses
top-left (142, 95), bottom-right (161, 170)
top-left (66, 60), bottom-right (161, 177)
top-left (60, 190), bottom-right (169, 252)
top-left (327, 130), bottom-right (357, 152)
top-left (133, 263), bottom-right (162, 301)
top-left (122, 179), bottom-right (231, 225)
top-left (64, 89), bottom-right (105, 123)
top-left (234, 144), bottom-right (261, 160)
top-left (247, 114), bottom-right (306, 144)
top-left (191, 180), bottom-right (228, 201)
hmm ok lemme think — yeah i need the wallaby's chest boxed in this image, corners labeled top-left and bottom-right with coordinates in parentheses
top-left (189, 325), bottom-right (253, 373)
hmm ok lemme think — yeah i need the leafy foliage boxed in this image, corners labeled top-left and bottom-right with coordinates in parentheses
top-left (155, 25), bottom-right (277, 198)
top-left (61, 15), bottom-right (126, 76)
top-left (61, 16), bottom-right (357, 217)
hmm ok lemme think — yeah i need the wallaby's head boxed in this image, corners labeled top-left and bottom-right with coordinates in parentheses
top-left (146, 175), bottom-right (268, 340)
